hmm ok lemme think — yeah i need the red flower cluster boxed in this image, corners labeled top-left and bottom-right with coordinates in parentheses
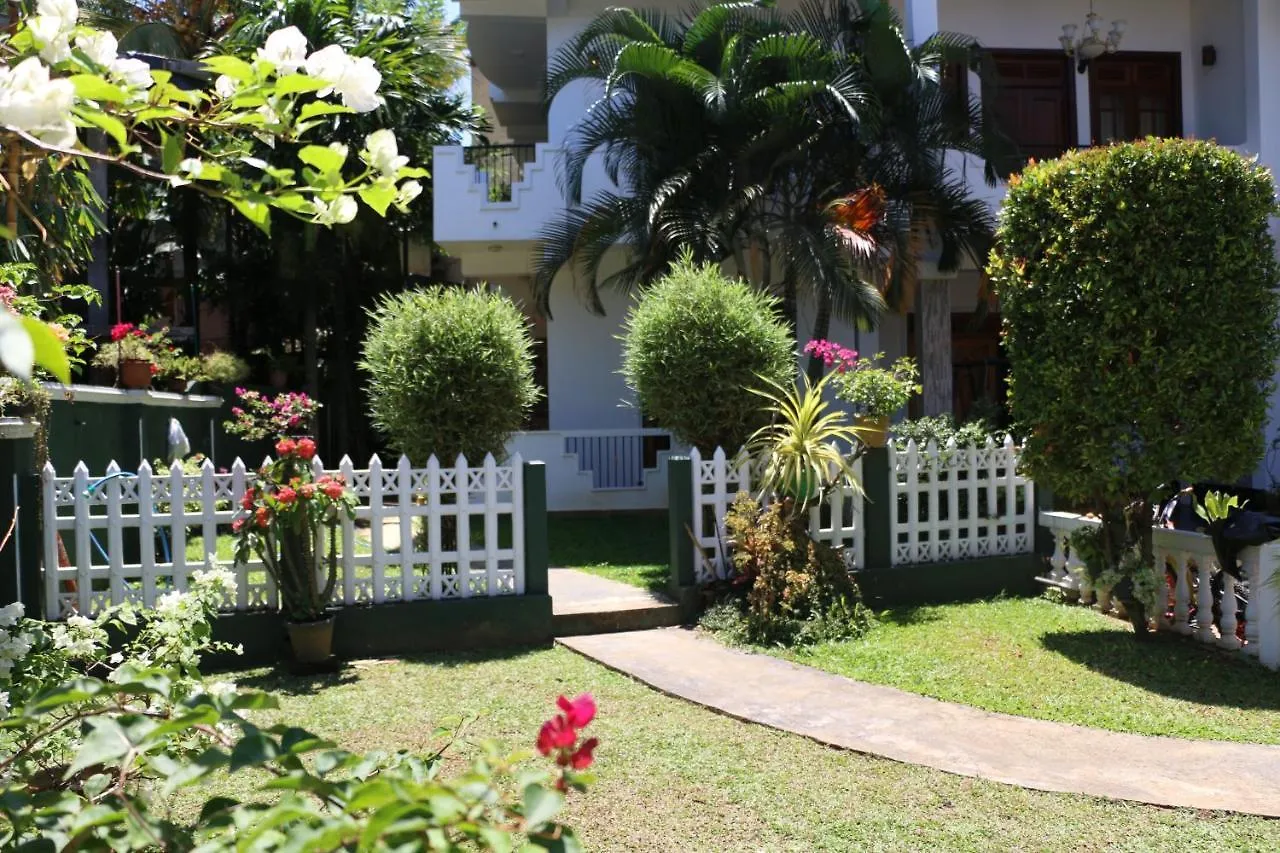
top-left (110, 322), bottom-right (141, 342)
top-left (537, 693), bottom-right (599, 784)
top-left (316, 473), bottom-right (346, 500)
top-left (275, 436), bottom-right (318, 460)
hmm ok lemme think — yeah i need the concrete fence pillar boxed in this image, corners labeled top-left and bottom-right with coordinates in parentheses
top-left (521, 461), bottom-right (549, 597)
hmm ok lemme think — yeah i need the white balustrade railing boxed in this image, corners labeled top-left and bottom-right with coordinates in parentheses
top-left (690, 447), bottom-right (864, 582)
top-left (41, 453), bottom-right (526, 620)
top-left (890, 436), bottom-right (1035, 566)
top-left (1040, 511), bottom-right (1280, 669)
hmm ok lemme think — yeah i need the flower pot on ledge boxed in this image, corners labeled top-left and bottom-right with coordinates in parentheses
top-left (856, 415), bottom-right (890, 448)
top-left (118, 358), bottom-right (154, 390)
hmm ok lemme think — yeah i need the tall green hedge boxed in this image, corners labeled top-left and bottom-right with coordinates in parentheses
top-left (361, 287), bottom-right (540, 463)
top-left (621, 257), bottom-right (795, 453)
top-left (989, 138), bottom-right (1280, 624)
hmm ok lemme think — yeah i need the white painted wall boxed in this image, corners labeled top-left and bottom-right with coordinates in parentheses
top-left (506, 430), bottom-right (687, 512)
top-left (544, 281), bottom-right (639, 430)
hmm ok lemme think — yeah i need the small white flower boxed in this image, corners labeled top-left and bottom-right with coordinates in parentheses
top-left (37, 0), bottom-right (78, 30)
top-left (27, 17), bottom-right (72, 65)
top-left (178, 157), bottom-right (204, 178)
top-left (257, 26), bottom-right (309, 74)
top-left (75, 30), bottom-right (118, 68)
top-left (192, 566), bottom-right (238, 598)
top-left (156, 590), bottom-right (187, 615)
top-left (362, 129), bottom-right (407, 177)
top-left (328, 141), bottom-right (349, 162)
top-left (305, 45), bottom-right (381, 113)
top-left (0, 691), bottom-right (9, 716)
top-left (0, 57), bottom-right (78, 148)
top-left (66, 614), bottom-right (93, 630)
top-left (0, 602), bottom-right (23, 628)
top-left (108, 651), bottom-right (124, 665)
top-left (394, 179), bottom-right (422, 210)
top-left (312, 194), bottom-right (358, 225)
top-left (110, 57), bottom-right (153, 90)
top-left (215, 74), bottom-right (237, 99)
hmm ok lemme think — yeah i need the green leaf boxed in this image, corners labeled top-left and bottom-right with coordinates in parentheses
top-left (272, 74), bottom-right (325, 95)
top-left (69, 75), bottom-right (127, 103)
top-left (230, 198), bottom-right (271, 235)
top-left (160, 130), bottom-right (184, 175)
top-left (521, 785), bottom-right (563, 831)
top-left (67, 718), bottom-right (131, 777)
top-left (358, 183), bottom-right (398, 217)
top-left (299, 101), bottom-right (351, 121)
top-left (297, 144), bottom-right (347, 175)
top-left (74, 108), bottom-right (129, 150)
top-left (21, 316), bottom-right (70, 383)
top-left (230, 729), bottom-right (280, 771)
top-left (201, 56), bottom-right (255, 82)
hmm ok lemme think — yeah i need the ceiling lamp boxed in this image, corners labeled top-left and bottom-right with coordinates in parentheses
top-left (1060, 2), bottom-right (1126, 73)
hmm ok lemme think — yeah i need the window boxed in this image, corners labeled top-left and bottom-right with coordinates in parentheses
top-left (1089, 53), bottom-right (1181, 144)
top-left (984, 51), bottom-right (1077, 168)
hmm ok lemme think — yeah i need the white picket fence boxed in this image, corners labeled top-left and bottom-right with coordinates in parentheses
top-left (1040, 511), bottom-right (1280, 668)
top-left (690, 447), bottom-right (864, 582)
top-left (890, 436), bottom-right (1035, 566)
top-left (41, 454), bottom-right (525, 620)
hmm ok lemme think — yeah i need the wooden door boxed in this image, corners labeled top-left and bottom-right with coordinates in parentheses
top-left (1089, 53), bottom-right (1182, 143)
top-left (986, 51), bottom-right (1077, 167)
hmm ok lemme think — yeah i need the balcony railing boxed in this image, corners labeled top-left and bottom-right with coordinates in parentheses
top-left (462, 143), bottom-right (538, 203)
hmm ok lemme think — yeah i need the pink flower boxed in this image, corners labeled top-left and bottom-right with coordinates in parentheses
top-left (570, 737), bottom-right (598, 770)
top-left (536, 716), bottom-right (576, 755)
top-left (276, 486), bottom-right (297, 504)
top-left (556, 693), bottom-right (596, 729)
top-left (275, 437), bottom-right (297, 457)
top-left (296, 438), bottom-right (317, 460)
top-left (110, 322), bottom-right (135, 342)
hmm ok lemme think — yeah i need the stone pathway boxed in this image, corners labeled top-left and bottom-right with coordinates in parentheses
top-left (549, 570), bottom-right (682, 636)
top-left (560, 627), bottom-right (1280, 817)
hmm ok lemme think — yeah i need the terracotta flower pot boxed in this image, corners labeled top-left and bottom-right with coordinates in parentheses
top-left (118, 358), bottom-right (154, 390)
top-left (287, 615), bottom-right (334, 663)
top-left (856, 415), bottom-right (890, 448)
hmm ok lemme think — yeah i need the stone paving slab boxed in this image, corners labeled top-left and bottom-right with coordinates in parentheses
top-left (560, 627), bottom-right (1280, 817)
top-left (549, 569), bottom-right (676, 616)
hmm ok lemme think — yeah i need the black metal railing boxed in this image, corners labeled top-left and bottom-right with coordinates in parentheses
top-left (462, 143), bottom-right (538, 203)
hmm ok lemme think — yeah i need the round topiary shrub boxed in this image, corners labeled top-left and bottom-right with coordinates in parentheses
top-left (988, 138), bottom-right (1280, 628)
top-left (361, 287), bottom-right (540, 463)
top-left (621, 256), bottom-right (796, 453)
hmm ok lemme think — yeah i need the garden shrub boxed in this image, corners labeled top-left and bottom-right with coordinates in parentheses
top-left (621, 256), bottom-right (795, 453)
top-left (719, 492), bottom-right (872, 646)
top-left (892, 414), bottom-right (1000, 450)
top-left (361, 286), bottom-right (540, 463)
top-left (989, 138), bottom-right (1280, 631)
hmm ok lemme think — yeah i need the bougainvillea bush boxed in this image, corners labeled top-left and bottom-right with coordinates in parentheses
top-left (224, 387), bottom-right (322, 441)
top-left (989, 138), bottom-right (1280, 630)
top-left (0, 570), bottom-right (595, 849)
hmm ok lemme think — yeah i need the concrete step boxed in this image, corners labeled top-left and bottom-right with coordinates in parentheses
top-left (549, 568), bottom-right (686, 637)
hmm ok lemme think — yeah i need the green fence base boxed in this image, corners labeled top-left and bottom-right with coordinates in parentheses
top-left (855, 554), bottom-right (1045, 607)
top-left (204, 595), bottom-right (555, 670)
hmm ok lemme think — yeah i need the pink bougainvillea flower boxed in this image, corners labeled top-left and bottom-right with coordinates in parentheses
top-left (275, 437), bottom-right (297, 457)
top-left (231, 517), bottom-right (245, 533)
top-left (570, 736), bottom-right (599, 770)
top-left (276, 486), bottom-right (297, 504)
top-left (536, 715), bottom-right (577, 756)
top-left (556, 693), bottom-right (596, 729)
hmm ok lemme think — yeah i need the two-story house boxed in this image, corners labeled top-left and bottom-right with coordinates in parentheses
top-left (434, 0), bottom-right (1280, 509)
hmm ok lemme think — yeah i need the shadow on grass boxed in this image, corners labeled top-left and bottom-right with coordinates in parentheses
top-left (1039, 629), bottom-right (1280, 711)
top-left (872, 605), bottom-right (945, 628)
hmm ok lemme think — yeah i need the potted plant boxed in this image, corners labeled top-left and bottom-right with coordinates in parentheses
top-left (157, 352), bottom-right (205, 393)
top-left (202, 350), bottom-right (251, 392)
top-left (233, 436), bottom-right (356, 663)
top-left (94, 324), bottom-right (157, 389)
top-left (822, 346), bottom-right (921, 448)
top-left (747, 371), bottom-right (863, 514)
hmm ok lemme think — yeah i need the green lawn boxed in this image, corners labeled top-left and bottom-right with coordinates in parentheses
top-left (165, 646), bottom-right (1280, 850)
top-left (777, 596), bottom-right (1280, 745)
top-left (548, 512), bottom-right (668, 592)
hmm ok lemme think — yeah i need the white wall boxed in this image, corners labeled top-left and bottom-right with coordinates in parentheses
top-left (544, 281), bottom-right (640, 430)
top-left (1190, 0), bottom-right (1246, 146)
top-left (506, 430), bottom-right (686, 512)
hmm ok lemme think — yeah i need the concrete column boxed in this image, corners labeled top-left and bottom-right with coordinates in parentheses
top-left (919, 278), bottom-right (954, 417)
top-left (903, 0), bottom-right (939, 45)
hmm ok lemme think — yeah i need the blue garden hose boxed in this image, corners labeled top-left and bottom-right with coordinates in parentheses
top-left (84, 472), bottom-right (172, 563)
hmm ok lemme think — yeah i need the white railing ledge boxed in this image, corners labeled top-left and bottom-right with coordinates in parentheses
top-left (41, 383), bottom-right (224, 409)
top-left (0, 417), bottom-right (37, 440)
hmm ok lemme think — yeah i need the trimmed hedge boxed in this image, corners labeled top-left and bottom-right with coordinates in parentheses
top-left (989, 138), bottom-right (1280, 507)
top-left (621, 257), bottom-right (796, 453)
top-left (361, 287), bottom-right (540, 463)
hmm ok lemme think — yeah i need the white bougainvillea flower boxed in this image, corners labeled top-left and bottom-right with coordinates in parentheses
top-left (38, 0), bottom-right (78, 29)
top-left (257, 26), bottom-right (309, 74)
top-left (111, 57), bottom-right (154, 89)
top-left (312, 194), bottom-right (358, 225)
top-left (28, 0), bottom-right (79, 64)
top-left (75, 30), bottom-right (117, 68)
top-left (0, 601), bottom-right (23, 628)
top-left (394, 179), bottom-right (422, 210)
top-left (305, 45), bottom-right (381, 112)
top-left (363, 129), bottom-right (407, 176)
top-left (214, 74), bottom-right (237, 99)
top-left (0, 57), bottom-right (77, 148)
top-left (0, 313), bottom-right (34, 379)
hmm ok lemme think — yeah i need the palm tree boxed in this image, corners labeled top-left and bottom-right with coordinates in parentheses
top-left (534, 1), bottom-right (884, 345)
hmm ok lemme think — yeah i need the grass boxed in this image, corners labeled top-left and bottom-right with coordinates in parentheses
top-left (776, 596), bottom-right (1280, 745)
top-left (548, 513), bottom-right (668, 592)
top-left (164, 647), bottom-right (1280, 851)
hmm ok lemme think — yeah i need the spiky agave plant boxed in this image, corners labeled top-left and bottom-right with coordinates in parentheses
top-left (746, 372), bottom-right (865, 517)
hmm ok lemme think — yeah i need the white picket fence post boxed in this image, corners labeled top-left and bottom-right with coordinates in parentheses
top-left (39, 453), bottom-right (528, 619)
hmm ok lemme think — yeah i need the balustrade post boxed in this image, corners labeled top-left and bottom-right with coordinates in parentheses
top-left (1196, 560), bottom-right (1216, 644)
